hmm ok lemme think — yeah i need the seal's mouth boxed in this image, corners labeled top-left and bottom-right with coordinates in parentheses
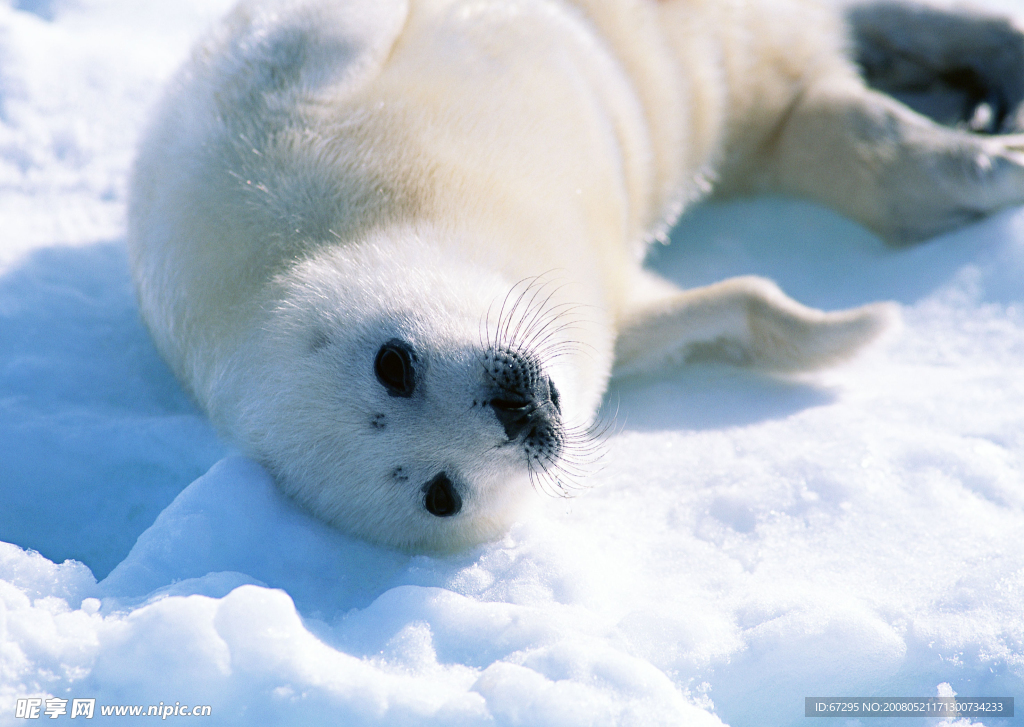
top-left (423, 472), bottom-right (462, 517)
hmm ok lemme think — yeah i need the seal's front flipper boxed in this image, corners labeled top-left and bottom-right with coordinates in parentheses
top-left (613, 275), bottom-right (895, 377)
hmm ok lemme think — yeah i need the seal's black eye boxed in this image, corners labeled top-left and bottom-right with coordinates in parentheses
top-left (375, 339), bottom-right (415, 397)
top-left (423, 473), bottom-right (461, 517)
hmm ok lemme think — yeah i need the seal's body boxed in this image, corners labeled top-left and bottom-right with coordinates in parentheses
top-left (129, 0), bottom-right (1024, 550)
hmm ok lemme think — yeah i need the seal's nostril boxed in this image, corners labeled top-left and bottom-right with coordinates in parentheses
top-left (423, 473), bottom-right (461, 517)
top-left (490, 399), bottom-right (534, 440)
top-left (490, 397), bottom-right (531, 412)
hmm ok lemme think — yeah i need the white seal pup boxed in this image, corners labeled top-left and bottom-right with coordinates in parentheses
top-left (128, 0), bottom-right (1024, 551)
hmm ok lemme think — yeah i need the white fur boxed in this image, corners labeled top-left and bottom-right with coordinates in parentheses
top-left (128, 0), bottom-right (1024, 550)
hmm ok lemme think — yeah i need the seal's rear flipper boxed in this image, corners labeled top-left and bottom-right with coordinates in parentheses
top-left (848, 1), bottom-right (1024, 133)
top-left (613, 275), bottom-right (896, 377)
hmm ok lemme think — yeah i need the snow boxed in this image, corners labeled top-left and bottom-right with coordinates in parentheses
top-left (2, 0), bottom-right (1023, 724)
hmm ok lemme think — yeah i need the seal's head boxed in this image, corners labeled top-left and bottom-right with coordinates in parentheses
top-left (221, 231), bottom-right (598, 552)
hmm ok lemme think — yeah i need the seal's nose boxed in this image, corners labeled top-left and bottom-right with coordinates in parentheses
top-left (485, 349), bottom-right (561, 456)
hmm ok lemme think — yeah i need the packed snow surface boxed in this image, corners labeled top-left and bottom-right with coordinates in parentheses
top-left (2, 0), bottom-right (1023, 724)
